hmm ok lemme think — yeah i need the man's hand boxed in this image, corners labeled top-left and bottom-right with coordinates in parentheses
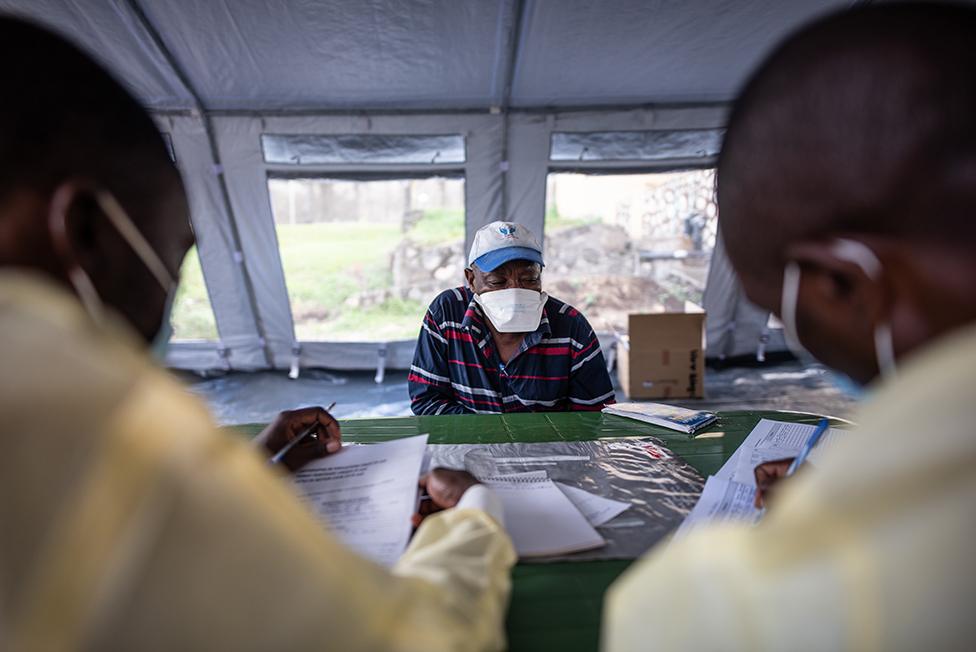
top-left (753, 458), bottom-right (795, 509)
top-left (255, 406), bottom-right (341, 472)
top-left (411, 468), bottom-right (480, 529)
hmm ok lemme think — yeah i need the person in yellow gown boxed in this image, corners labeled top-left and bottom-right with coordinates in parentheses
top-left (604, 4), bottom-right (976, 650)
top-left (0, 17), bottom-right (514, 651)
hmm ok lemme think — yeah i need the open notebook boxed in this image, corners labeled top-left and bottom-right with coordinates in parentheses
top-left (485, 473), bottom-right (606, 557)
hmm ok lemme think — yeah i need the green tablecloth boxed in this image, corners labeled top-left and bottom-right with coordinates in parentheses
top-left (232, 410), bottom-right (842, 652)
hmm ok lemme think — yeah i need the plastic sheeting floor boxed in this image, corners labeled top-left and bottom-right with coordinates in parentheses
top-left (180, 359), bottom-right (859, 427)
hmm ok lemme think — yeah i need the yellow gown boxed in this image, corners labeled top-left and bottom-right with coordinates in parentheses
top-left (0, 272), bottom-right (515, 651)
top-left (604, 322), bottom-right (976, 650)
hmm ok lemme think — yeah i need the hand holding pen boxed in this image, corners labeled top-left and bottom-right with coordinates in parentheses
top-left (256, 403), bottom-right (341, 471)
top-left (754, 418), bottom-right (830, 509)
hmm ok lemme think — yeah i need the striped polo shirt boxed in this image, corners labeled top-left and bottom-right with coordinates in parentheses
top-left (409, 286), bottom-right (616, 415)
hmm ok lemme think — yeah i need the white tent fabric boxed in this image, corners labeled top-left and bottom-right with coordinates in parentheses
top-left (0, 0), bottom-right (857, 371)
top-left (703, 235), bottom-right (787, 360)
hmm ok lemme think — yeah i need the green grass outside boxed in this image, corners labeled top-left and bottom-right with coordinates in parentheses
top-left (169, 209), bottom-right (464, 342)
top-left (170, 246), bottom-right (219, 340)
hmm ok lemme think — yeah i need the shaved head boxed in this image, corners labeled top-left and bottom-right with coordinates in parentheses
top-left (719, 2), bottom-right (976, 300)
top-left (0, 17), bottom-right (180, 222)
top-left (0, 16), bottom-right (190, 342)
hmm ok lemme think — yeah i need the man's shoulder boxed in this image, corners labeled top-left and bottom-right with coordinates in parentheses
top-left (544, 295), bottom-right (592, 333)
top-left (427, 287), bottom-right (471, 317)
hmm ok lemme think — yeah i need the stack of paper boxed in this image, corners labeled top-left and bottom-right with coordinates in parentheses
top-left (293, 435), bottom-right (632, 564)
top-left (293, 434), bottom-right (429, 567)
top-left (602, 402), bottom-right (717, 433)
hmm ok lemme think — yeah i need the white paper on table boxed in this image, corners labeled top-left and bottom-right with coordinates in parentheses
top-left (554, 482), bottom-right (630, 527)
top-left (482, 470), bottom-right (630, 528)
top-left (717, 418), bottom-right (843, 486)
top-left (293, 434), bottom-right (429, 567)
top-left (674, 474), bottom-right (760, 539)
top-left (484, 474), bottom-right (606, 557)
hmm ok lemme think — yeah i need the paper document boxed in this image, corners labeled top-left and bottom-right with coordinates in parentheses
top-left (554, 482), bottom-right (630, 527)
top-left (674, 475), bottom-right (760, 538)
top-left (485, 474), bottom-right (606, 557)
top-left (718, 418), bottom-right (843, 486)
top-left (486, 471), bottom-right (630, 529)
top-left (294, 434), bottom-right (428, 567)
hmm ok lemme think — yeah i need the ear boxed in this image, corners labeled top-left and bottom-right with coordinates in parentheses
top-left (784, 239), bottom-right (888, 323)
top-left (463, 266), bottom-right (475, 290)
top-left (47, 180), bottom-right (101, 277)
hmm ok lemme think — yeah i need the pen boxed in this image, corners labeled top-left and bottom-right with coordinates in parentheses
top-left (785, 418), bottom-right (830, 476)
top-left (268, 401), bottom-right (337, 465)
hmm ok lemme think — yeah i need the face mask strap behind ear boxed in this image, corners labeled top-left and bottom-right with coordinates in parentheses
top-left (830, 238), bottom-right (897, 381)
top-left (95, 191), bottom-right (175, 291)
top-left (50, 189), bottom-right (176, 337)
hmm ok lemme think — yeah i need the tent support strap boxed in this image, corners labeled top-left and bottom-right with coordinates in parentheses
top-left (126, 0), bottom-right (275, 369)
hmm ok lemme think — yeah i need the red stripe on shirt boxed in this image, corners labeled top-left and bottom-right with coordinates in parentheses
top-left (449, 359), bottom-right (498, 373)
top-left (572, 338), bottom-right (598, 359)
top-left (462, 309), bottom-right (485, 327)
top-left (526, 346), bottom-right (571, 356)
top-left (408, 373), bottom-right (447, 387)
top-left (456, 394), bottom-right (503, 408)
top-left (443, 330), bottom-right (476, 342)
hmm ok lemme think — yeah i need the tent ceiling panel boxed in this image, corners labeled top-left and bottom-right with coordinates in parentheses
top-left (509, 0), bottom-right (851, 107)
top-left (0, 0), bottom-right (194, 109)
top-left (139, 0), bottom-right (515, 111)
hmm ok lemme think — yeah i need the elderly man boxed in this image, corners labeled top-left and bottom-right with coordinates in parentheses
top-left (409, 220), bottom-right (615, 414)
top-left (604, 3), bottom-right (976, 650)
top-left (0, 17), bottom-right (514, 651)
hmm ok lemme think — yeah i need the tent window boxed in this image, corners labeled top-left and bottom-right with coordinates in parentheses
top-left (268, 176), bottom-right (465, 341)
top-left (549, 129), bottom-right (723, 162)
top-left (262, 134), bottom-right (466, 165)
top-left (170, 245), bottom-right (219, 340)
top-left (543, 169), bottom-right (717, 332)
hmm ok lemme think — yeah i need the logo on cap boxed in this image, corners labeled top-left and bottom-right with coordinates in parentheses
top-left (498, 223), bottom-right (517, 238)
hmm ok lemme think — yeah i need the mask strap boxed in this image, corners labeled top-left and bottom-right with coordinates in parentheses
top-left (829, 238), bottom-right (882, 279)
top-left (68, 266), bottom-right (106, 326)
top-left (830, 238), bottom-right (897, 381)
top-left (95, 191), bottom-right (175, 292)
top-left (780, 261), bottom-right (805, 352)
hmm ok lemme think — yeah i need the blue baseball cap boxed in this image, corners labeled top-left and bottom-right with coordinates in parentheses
top-left (468, 221), bottom-right (545, 272)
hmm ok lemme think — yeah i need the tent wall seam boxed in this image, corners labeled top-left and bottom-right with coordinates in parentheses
top-left (498, 0), bottom-right (527, 219)
top-left (125, 0), bottom-right (275, 368)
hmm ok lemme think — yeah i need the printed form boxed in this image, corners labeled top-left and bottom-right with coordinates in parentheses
top-left (674, 475), bottom-right (759, 538)
top-left (293, 434), bottom-right (429, 567)
top-left (719, 418), bottom-right (843, 486)
top-left (675, 419), bottom-right (847, 537)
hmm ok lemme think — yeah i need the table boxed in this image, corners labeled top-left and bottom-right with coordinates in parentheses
top-left (233, 410), bottom-right (844, 652)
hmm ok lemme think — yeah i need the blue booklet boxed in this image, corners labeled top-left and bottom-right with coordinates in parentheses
top-left (602, 402), bottom-right (717, 434)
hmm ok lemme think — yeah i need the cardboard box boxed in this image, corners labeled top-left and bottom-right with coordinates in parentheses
top-left (617, 309), bottom-right (705, 399)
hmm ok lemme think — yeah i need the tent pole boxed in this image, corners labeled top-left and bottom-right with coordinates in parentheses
top-left (498, 0), bottom-right (528, 220)
top-left (125, 0), bottom-right (276, 369)
top-left (151, 101), bottom-right (730, 119)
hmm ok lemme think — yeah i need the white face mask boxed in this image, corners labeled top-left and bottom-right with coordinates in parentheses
top-left (51, 190), bottom-right (177, 355)
top-left (780, 238), bottom-right (897, 384)
top-left (474, 288), bottom-right (547, 333)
